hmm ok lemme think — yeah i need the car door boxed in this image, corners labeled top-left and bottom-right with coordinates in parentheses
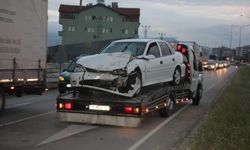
top-left (144, 42), bottom-right (163, 85)
top-left (159, 42), bottom-right (176, 82)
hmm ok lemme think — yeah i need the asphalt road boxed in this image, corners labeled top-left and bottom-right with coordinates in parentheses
top-left (0, 66), bottom-right (237, 150)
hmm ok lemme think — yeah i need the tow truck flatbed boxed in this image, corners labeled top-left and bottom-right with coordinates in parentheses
top-left (56, 83), bottom-right (192, 127)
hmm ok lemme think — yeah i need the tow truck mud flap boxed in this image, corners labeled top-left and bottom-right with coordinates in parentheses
top-left (57, 112), bottom-right (142, 127)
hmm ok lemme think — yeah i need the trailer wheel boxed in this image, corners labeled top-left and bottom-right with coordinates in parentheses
top-left (193, 85), bottom-right (202, 105)
top-left (0, 87), bottom-right (5, 116)
top-left (172, 67), bottom-right (181, 85)
top-left (159, 94), bottom-right (175, 117)
top-left (15, 86), bottom-right (23, 97)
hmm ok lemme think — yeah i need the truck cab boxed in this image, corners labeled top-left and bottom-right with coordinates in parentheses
top-left (176, 43), bottom-right (203, 104)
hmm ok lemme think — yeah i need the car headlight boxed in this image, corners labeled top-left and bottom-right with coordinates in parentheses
top-left (58, 76), bottom-right (64, 81)
top-left (112, 69), bottom-right (127, 76)
top-left (74, 64), bottom-right (86, 72)
top-left (211, 65), bottom-right (215, 68)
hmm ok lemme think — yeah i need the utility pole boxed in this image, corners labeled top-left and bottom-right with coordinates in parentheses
top-left (158, 33), bottom-right (166, 40)
top-left (141, 25), bottom-right (151, 39)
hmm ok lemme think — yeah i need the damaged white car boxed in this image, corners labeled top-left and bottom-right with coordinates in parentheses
top-left (70, 39), bottom-right (186, 97)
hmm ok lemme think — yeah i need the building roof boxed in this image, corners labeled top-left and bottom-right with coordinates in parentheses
top-left (59, 4), bottom-right (140, 16)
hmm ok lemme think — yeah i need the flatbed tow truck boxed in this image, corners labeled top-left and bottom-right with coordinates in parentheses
top-left (56, 43), bottom-right (203, 127)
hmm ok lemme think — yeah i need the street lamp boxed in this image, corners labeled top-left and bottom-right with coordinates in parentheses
top-left (141, 25), bottom-right (151, 39)
top-left (158, 33), bottom-right (166, 40)
top-left (232, 24), bottom-right (250, 58)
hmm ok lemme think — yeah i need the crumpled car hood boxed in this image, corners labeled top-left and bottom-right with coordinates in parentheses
top-left (76, 52), bottom-right (132, 71)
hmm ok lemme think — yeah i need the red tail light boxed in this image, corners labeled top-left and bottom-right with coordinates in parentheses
top-left (177, 44), bottom-right (188, 54)
top-left (65, 103), bottom-right (72, 109)
top-left (124, 106), bottom-right (133, 113)
top-left (187, 64), bottom-right (191, 80)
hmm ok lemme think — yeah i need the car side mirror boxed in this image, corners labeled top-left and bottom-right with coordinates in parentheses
top-left (143, 55), bottom-right (156, 60)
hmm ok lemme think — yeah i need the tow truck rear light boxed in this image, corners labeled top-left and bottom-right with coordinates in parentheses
top-left (187, 64), bottom-right (191, 80)
top-left (64, 103), bottom-right (73, 109)
top-left (124, 106), bottom-right (133, 113)
top-left (177, 44), bottom-right (188, 54)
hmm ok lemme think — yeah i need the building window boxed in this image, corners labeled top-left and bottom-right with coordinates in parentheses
top-left (72, 26), bottom-right (75, 32)
top-left (92, 28), bottom-right (95, 32)
top-left (84, 27), bottom-right (87, 32)
top-left (68, 26), bottom-right (72, 32)
top-left (110, 17), bottom-right (113, 22)
top-left (88, 28), bottom-right (91, 32)
top-left (123, 29), bottom-right (128, 34)
top-left (102, 28), bottom-right (105, 33)
top-left (110, 28), bottom-right (113, 33)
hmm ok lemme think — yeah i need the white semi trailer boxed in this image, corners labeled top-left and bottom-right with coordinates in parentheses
top-left (0, 0), bottom-right (48, 115)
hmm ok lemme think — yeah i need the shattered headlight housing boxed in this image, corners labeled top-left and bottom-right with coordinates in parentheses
top-left (74, 64), bottom-right (86, 72)
top-left (112, 68), bottom-right (127, 76)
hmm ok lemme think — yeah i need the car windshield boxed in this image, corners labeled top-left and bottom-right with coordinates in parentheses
top-left (67, 59), bottom-right (77, 72)
top-left (101, 42), bottom-right (146, 56)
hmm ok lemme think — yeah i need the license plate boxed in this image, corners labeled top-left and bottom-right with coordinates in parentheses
top-left (89, 105), bottom-right (110, 111)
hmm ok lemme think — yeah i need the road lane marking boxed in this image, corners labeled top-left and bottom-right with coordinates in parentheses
top-left (127, 103), bottom-right (190, 150)
top-left (0, 111), bottom-right (55, 127)
top-left (36, 125), bottom-right (97, 147)
top-left (6, 102), bottom-right (31, 109)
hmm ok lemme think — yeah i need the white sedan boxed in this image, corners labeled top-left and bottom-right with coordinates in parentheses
top-left (70, 39), bottom-right (186, 97)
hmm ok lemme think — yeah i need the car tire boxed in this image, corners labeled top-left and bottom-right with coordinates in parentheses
top-left (172, 67), bottom-right (181, 85)
top-left (159, 94), bottom-right (175, 117)
top-left (0, 87), bottom-right (5, 116)
top-left (133, 73), bottom-right (142, 96)
top-left (193, 85), bottom-right (202, 105)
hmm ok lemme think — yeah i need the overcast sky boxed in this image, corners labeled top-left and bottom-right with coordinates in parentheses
top-left (48, 0), bottom-right (250, 48)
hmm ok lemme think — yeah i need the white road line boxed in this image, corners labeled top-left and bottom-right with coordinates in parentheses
top-left (127, 104), bottom-right (191, 150)
top-left (36, 125), bottom-right (97, 147)
top-left (0, 111), bottom-right (55, 127)
top-left (6, 102), bottom-right (31, 109)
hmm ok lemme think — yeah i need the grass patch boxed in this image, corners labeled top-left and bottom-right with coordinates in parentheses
top-left (190, 66), bottom-right (250, 150)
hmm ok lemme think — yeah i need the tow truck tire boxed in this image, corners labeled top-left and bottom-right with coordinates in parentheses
top-left (159, 94), bottom-right (175, 117)
top-left (0, 87), bottom-right (5, 116)
top-left (15, 86), bottom-right (23, 97)
top-left (193, 85), bottom-right (202, 106)
top-left (59, 89), bottom-right (66, 94)
top-left (172, 67), bottom-right (181, 85)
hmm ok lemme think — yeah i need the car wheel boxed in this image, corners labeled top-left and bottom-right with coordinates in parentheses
top-left (193, 85), bottom-right (202, 105)
top-left (173, 67), bottom-right (181, 85)
top-left (159, 94), bottom-right (175, 117)
top-left (131, 73), bottom-right (142, 96)
top-left (0, 87), bottom-right (5, 116)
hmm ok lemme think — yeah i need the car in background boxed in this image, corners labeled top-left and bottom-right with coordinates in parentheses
top-left (203, 60), bottom-right (218, 71)
top-left (58, 55), bottom-right (87, 94)
top-left (70, 39), bottom-right (186, 97)
top-left (217, 61), bottom-right (225, 69)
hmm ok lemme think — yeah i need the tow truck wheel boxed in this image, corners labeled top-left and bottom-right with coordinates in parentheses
top-left (15, 86), bottom-right (23, 97)
top-left (172, 67), bottom-right (181, 85)
top-left (193, 85), bottom-right (202, 105)
top-left (0, 87), bottom-right (5, 116)
top-left (159, 94), bottom-right (175, 117)
top-left (59, 89), bottom-right (66, 94)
